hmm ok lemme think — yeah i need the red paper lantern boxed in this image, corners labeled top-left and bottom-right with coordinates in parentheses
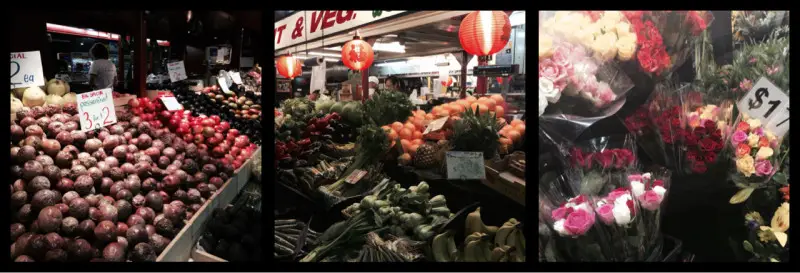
top-left (458, 11), bottom-right (511, 56)
top-left (441, 76), bottom-right (453, 87)
top-left (276, 55), bottom-right (303, 79)
top-left (341, 36), bottom-right (374, 71)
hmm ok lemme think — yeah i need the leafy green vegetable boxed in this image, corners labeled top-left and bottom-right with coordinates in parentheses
top-left (363, 91), bottom-right (414, 126)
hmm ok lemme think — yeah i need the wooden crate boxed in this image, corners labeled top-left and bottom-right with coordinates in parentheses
top-left (156, 145), bottom-right (261, 261)
top-left (113, 94), bottom-right (136, 107)
top-left (482, 152), bottom-right (526, 206)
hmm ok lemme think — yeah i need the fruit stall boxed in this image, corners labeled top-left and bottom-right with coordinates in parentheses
top-left (10, 10), bottom-right (264, 263)
top-left (274, 10), bottom-right (528, 262)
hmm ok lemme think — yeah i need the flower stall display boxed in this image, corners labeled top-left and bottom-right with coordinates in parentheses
top-left (540, 193), bottom-right (611, 262)
top-left (732, 11), bottom-right (790, 44)
top-left (563, 134), bottom-right (638, 196)
top-left (622, 81), bottom-right (687, 170)
top-left (727, 112), bottom-right (783, 191)
top-left (678, 89), bottom-right (735, 175)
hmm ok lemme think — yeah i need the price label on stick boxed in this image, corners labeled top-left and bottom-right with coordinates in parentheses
top-left (10, 51), bottom-right (45, 89)
top-left (167, 61), bottom-right (187, 82)
top-left (445, 151), bottom-right (486, 180)
top-left (345, 170), bottom-right (368, 184)
top-left (76, 88), bottom-right (117, 132)
top-left (738, 77), bottom-right (791, 124)
top-left (424, 116), bottom-right (450, 134)
top-left (764, 102), bottom-right (790, 139)
top-left (217, 77), bottom-right (233, 95)
top-left (229, 71), bottom-right (243, 85)
top-left (160, 96), bottom-right (184, 111)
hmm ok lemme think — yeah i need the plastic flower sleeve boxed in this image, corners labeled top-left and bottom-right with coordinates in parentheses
top-left (678, 87), bottom-right (736, 175)
top-left (726, 112), bottom-right (784, 189)
top-left (627, 166), bottom-right (671, 257)
top-left (590, 187), bottom-right (648, 261)
top-left (538, 186), bottom-right (613, 261)
top-left (560, 134), bottom-right (639, 196)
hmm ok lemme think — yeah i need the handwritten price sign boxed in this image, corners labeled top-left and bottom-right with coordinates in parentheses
top-left (738, 77), bottom-right (790, 138)
top-left (229, 71), bottom-right (243, 85)
top-left (77, 88), bottom-right (117, 131)
top-left (445, 151), bottom-right (486, 180)
top-left (167, 61), bottom-right (187, 82)
top-left (10, 51), bottom-right (45, 89)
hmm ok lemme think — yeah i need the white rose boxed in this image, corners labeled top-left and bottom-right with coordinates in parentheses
top-left (538, 90), bottom-right (548, 117)
top-left (611, 203), bottom-right (632, 225)
top-left (539, 77), bottom-right (562, 103)
top-left (642, 173), bottom-right (652, 181)
top-left (653, 185), bottom-right (667, 198)
top-left (631, 181), bottom-right (645, 197)
top-left (553, 219), bottom-right (571, 236)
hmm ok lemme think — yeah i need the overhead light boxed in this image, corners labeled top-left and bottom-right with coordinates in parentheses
top-left (326, 42), bottom-right (405, 53)
top-left (510, 11), bottom-right (525, 26)
top-left (187, 10), bottom-right (192, 22)
top-left (214, 37), bottom-right (217, 39)
top-left (306, 52), bottom-right (341, 58)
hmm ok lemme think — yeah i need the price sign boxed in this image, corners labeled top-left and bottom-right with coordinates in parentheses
top-left (167, 61), bottom-right (187, 82)
top-left (217, 77), bottom-right (233, 95)
top-left (445, 151), bottom-right (486, 180)
top-left (423, 116), bottom-right (449, 134)
top-left (10, 51), bottom-right (45, 89)
top-left (738, 77), bottom-right (791, 123)
top-left (230, 72), bottom-right (243, 85)
top-left (76, 88), bottom-right (117, 132)
top-left (160, 96), bottom-right (184, 111)
top-left (764, 102), bottom-right (790, 139)
top-left (345, 169), bottom-right (368, 184)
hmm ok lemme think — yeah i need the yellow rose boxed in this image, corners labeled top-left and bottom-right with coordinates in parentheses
top-left (704, 105), bottom-right (718, 113)
top-left (602, 11), bottom-right (624, 23)
top-left (700, 112), bottom-right (713, 120)
top-left (615, 21), bottom-right (632, 35)
top-left (756, 147), bottom-right (774, 160)
top-left (741, 112), bottom-right (751, 120)
top-left (735, 155), bottom-right (756, 177)
top-left (616, 35), bottom-right (637, 61)
top-left (596, 18), bottom-right (618, 33)
top-left (617, 28), bottom-right (637, 41)
top-left (574, 29), bottom-right (596, 48)
top-left (771, 202), bottom-right (790, 233)
top-left (747, 118), bottom-right (762, 129)
top-left (591, 32), bottom-right (618, 62)
top-left (747, 133), bottom-right (760, 147)
top-left (539, 34), bottom-right (554, 59)
top-left (766, 131), bottom-right (778, 142)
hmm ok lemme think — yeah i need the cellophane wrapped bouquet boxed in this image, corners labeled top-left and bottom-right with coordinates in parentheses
top-left (678, 88), bottom-right (736, 175)
top-left (727, 112), bottom-right (784, 189)
top-left (622, 11), bottom-right (713, 79)
top-left (621, 81), bottom-right (687, 169)
top-left (538, 11), bottom-right (635, 143)
top-left (563, 135), bottom-right (638, 196)
top-left (627, 167), bottom-right (671, 258)
top-left (590, 187), bottom-right (645, 261)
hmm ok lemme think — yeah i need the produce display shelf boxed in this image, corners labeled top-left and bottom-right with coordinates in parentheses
top-left (156, 146), bottom-right (261, 261)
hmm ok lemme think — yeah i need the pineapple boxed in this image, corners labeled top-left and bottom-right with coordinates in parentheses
top-left (450, 106), bottom-right (503, 159)
top-left (414, 143), bottom-right (438, 168)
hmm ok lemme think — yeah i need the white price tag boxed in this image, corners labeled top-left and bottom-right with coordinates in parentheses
top-left (764, 102), bottom-right (789, 139)
top-left (167, 61), bottom-right (187, 82)
top-left (217, 77), bottom-right (232, 95)
top-left (423, 116), bottom-right (449, 134)
top-left (160, 96), bottom-right (184, 111)
top-left (445, 151), bottom-right (486, 180)
top-left (76, 88), bottom-right (117, 131)
top-left (230, 72), bottom-right (243, 85)
top-left (738, 77), bottom-right (791, 123)
top-left (10, 51), bottom-right (45, 89)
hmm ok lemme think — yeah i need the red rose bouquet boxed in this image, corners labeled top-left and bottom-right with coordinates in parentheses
top-left (621, 81), bottom-right (687, 169)
top-left (563, 134), bottom-right (638, 196)
top-left (622, 11), bottom-right (714, 79)
top-left (678, 89), bottom-right (735, 175)
top-left (627, 167), bottom-right (671, 259)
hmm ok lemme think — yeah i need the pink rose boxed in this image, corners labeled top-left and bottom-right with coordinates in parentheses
top-left (551, 207), bottom-right (568, 221)
top-left (753, 127), bottom-right (764, 137)
top-left (596, 204), bottom-right (615, 225)
top-left (539, 59), bottom-right (567, 84)
top-left (563, 209), bottom-right (595, 235)
top-left (628, 174), bottom-right (643, 182)
top-left (551, 47), bottom-right (573, 71)
top-left (731, 130), bottom-right (748, 146)
top-left (582, 76), bottom-right (600, 94)
top-left (598, 88), bottom-right (616, 104)
top-left (754, 160), bottom-right (774, 176)
top-left (607, 188), bottom-right (628, 201)
top-left (639, 190), bottom-right (662, 211)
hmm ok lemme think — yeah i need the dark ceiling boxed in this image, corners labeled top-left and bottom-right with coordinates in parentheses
top-left (275, 11), bottom-right (296, 22)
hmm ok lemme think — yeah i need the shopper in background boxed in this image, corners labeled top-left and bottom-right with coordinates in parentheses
top-left (368, 76), bottom-right (379, 97)
top-left (88, 43), bottom-right (117, 90)
top-left (385, 76), bottom-right (410, 95)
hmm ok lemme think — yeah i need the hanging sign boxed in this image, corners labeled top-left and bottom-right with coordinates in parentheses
top-left (445, 151), bottom-right (486, 180)
top-left (274, 10), bottom-right (408, 50)
top-left (77, 88), bottom-right (117, 131)
top-left (10, 51), bottom-right (45, 89)
top-left (167, 61), bottom-right (188, 82)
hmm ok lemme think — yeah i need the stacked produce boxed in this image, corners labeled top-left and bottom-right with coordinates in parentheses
top-left (274, 219), bottom-right (320, 258)
top-left (11, 79), bottom-right (77, 118)
top-left (432, 207), bottom-right (525, 262)
top-left (10, 102), bottom-right (243, 262)
top-left (198, 183), bottom-right (262, 261)
top-left (172, 84), bottom-right (262, 146)
top-left (300, 181), bottom-right (454, 262)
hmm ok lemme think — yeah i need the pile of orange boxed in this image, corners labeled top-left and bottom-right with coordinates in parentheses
top-left (382, 118), bottom-right (425, 157)
top-left (499, 119), bottom-right (526, 149)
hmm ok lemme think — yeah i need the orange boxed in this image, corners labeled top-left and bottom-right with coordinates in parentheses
top-left (407, 116), bottom-right (414, 123)
top-left (514, 124), bottom-right (526, 135)
top-left (495, 106), bottom-right (505, 117)
top-left (399, 128), bottom-right (414, 140)
top-left (510, 119), bottom-right (524, 127)
top-left (408, 144), bottom-right (420, 156)
top-left (498, 118), bottom-right (507, 126)
top-left (404, 122), bottom-right (416, 132)
top-left (507, 130), bottom-right (522, 143)
top-left (438, 109), bottom-right (451, 117)
top-left (450, 104), bottom-right (465, 115)
top-left (499, 137), bottom-right (513, 145)
top-left (391, 122), bottom-right (404, 133)
top-left (471, 103), bottom-right (483, 114)
top-left (381, 125), bottom-right (391, 132)
top-left (412, 139), bottom-right (423, 145)
top-left (479, 97), bottom-right (496, 110)
top-left (425, 113), bottom-right (435, 120)
top-left (388, 129), bottom-right (399, 141)
top-left (503, 125), bottom-right (513, 132)
top-left (412, 120), bottom-right (425, 131)
top-left (413, 130), bottom-right (423, 139)
top-left (400, 139), bottom-right (411, 151)
top-left (490, 94), bottom-right (505, 105)
top-left (466, 96), bottom-right (477, 103)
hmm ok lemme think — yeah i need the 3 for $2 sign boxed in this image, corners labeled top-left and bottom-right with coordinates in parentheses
top-left (10, 51), bottom-right (45, 89)
top-left (77, 88), bottom-right (118, 131)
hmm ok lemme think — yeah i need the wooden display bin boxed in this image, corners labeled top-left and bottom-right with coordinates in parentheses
top-left (156, 146), bottom-right (261, 261)
top-left (482, 152), bottom-right (526, 206)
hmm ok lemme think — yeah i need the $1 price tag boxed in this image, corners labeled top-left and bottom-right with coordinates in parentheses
top-left (445, 151), bottom-right (486, 180)
top-left (10, 51), bottom-right (45, 89)
top-left (167, 61), bottom-right (187, 82)
top-left (738, 77), bottom-right (790, 138)
top-left (77, 88), bottom-right (117, 132)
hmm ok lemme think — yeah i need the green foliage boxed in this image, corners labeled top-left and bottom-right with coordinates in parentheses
top-left (451, 106), bottom-right (503, 159)
top-left (362, 91), bottom-right (414, 126)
